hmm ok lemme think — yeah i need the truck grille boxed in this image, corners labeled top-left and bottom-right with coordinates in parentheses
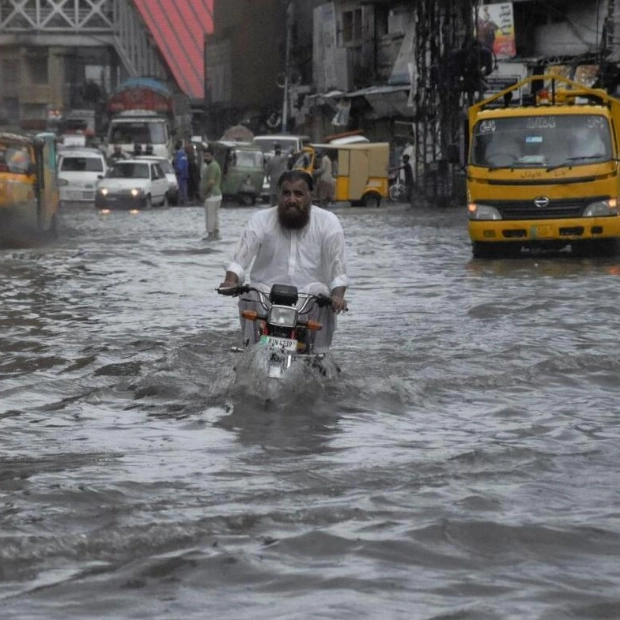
top-left (494, 197), bottom-right (608, 220)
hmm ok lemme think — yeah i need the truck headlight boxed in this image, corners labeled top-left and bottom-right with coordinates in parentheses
top-left (583, 199), bottom-right (618, 217)
top-left (468, 203), bottom-right (502, 221)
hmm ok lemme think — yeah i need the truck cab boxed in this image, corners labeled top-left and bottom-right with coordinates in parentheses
top-left (106, 110), bottom-right (172, 161)
top-left (464, 75), bottom-right (620, 257)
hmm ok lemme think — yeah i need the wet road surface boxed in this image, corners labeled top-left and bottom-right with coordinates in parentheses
top-left (2, 202), bottom-right (620, 619)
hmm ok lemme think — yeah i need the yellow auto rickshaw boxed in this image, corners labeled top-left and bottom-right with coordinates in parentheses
top-left (293, 142), bottom-right (389, 207)
top-left (0, 131), bottom-right (60, 245)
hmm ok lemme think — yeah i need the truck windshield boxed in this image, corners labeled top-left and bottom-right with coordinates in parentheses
top-left (109, 121), bottom-right (167, 145)
top-left (471, 114), bottom-right (612, 169)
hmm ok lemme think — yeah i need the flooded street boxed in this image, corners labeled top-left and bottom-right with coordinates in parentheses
top-left (3, 202), bottom-right (620, 619)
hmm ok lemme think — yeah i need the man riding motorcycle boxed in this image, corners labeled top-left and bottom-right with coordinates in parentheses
top-left (218, 170), bottom-right (348, 353)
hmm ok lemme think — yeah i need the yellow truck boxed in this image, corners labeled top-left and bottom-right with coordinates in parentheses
top-left (0, 131), bottom-right (59, 245)
top-left (461, 74), bottom-right (620, 257)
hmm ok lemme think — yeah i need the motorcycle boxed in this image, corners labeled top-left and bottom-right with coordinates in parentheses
top-left (388, 171), bottom-right (408, 202)
top-left (217, 283), bottom-right (338, 380)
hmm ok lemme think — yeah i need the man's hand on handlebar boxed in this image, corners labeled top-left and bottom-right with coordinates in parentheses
top-left (217, 272), bottom-right (242, 296)
top-left (217, 285), bottom-right (241, 296)
top-left (217, 275), bottom-right (242, 296)
top-left (331, 294), bottom-right (348, 314)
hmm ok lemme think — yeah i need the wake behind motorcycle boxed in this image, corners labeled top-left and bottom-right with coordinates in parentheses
top-left (217, 283), bottom-right (339, 380)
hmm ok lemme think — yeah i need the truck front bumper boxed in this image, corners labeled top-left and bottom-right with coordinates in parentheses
top-left (469, 216), bottom-right (620, 244)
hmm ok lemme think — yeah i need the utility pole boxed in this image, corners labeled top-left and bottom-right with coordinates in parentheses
top-left (281, 0), bottom-right (293, 133)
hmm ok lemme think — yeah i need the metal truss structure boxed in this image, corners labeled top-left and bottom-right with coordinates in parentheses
top-left (0, 0), bottom-right (165, 80)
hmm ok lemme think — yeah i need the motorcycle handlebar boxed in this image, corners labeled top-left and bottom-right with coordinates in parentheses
top-left (216, 285), bottom-right (333, 309)
top-left (216, 284), bottom-right (251, 297)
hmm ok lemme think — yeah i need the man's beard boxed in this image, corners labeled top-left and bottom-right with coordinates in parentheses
top-left (278, 204), bottom-right (310, 230)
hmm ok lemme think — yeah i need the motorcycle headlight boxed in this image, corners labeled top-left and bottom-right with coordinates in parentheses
top-left (583, 199), bottom-right (618, 217)
top-left (468, 203), bottom-right (502, 221)
top-left (268, 305), bottom-right (298, 328)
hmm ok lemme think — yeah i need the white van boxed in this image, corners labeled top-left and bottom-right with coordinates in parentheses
top-left (57, 147), bottom-right (108, 205)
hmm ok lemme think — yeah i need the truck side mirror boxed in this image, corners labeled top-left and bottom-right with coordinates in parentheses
top-left (446, 143), bottom-right (460, 164)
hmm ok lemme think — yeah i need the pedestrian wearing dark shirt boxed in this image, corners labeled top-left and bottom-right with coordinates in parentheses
top-left (402, 154), bottom-right (414, 202)
top-left (173, 141), bottom-right (189, 205)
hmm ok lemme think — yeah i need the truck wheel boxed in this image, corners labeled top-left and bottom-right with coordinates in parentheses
top-left (361, 192), bottom-right (382, 208)
top-left (572, 239), bottom-right (619, 257)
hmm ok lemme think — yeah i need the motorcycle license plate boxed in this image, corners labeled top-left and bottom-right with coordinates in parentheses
top-left (260, 335), bottom-right (298, 353)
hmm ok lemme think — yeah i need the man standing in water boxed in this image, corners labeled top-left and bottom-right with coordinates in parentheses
top-left (264, 142), bottom-right (289, 206)
top-left (200, 146), bottom-right (222, 240)
top-left (219, 170), bottom-right (348, 353)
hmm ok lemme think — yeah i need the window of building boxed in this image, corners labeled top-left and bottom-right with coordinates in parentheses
top-left (342, 8), bottom-right (363, 44)
top-left (375, 6), bottom-right (389, 37)
top-left (1, 58), bottom-right (19, 87)
top-left (0, 97), bottom-right (19, 123)
top-left (25, 54), bottom-right (49, 85)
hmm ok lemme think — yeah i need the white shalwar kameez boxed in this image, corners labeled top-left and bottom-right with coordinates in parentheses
top-left (225, 205), bottom-right (349, 353)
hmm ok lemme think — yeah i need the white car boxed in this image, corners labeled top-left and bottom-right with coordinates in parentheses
top-left (135, 155), bottom-right (179, 205)
top-left (95, 159), bottom-right (169, 210)
top-left (57, 147), bottom-right (108, 205)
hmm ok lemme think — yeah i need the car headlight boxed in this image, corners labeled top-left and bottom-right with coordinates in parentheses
top-left (583, 198), bottom-right (618, 217)
top-left (58, 178), bottom-right (69, 186)
top-left (268, 305), bottom-right (298, 328)
top-left (468, 203), bottom-right (502, 220)
top-left (99, 188), bottom-right (109, 196)
top-left (130, 188), bottom-right (143, 197)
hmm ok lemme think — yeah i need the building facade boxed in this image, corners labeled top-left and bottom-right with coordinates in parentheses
top-left (205, 0), bottom-right (620, 203)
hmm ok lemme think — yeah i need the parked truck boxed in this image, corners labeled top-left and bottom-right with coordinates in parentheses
top-left (460, 74), bottom-right (620, 257)
top-left (105, 78), bottom-right (191, 161)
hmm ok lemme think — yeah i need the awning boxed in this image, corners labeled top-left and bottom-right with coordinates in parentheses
top-left (308, 83), bottom-right (413, 118)
top-left (345, 84), bottom-right (413, 118)
top-left (342, 84), bottom-right (411, 98)
top-left (132, 0), bottom-right (213, 100)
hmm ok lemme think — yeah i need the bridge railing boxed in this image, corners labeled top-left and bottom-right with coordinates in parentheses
top-left (0, 0), bottom-right (113, 31)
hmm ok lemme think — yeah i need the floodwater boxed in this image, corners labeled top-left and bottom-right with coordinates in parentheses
top-left (2, 202), bottom-right (620, 620)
